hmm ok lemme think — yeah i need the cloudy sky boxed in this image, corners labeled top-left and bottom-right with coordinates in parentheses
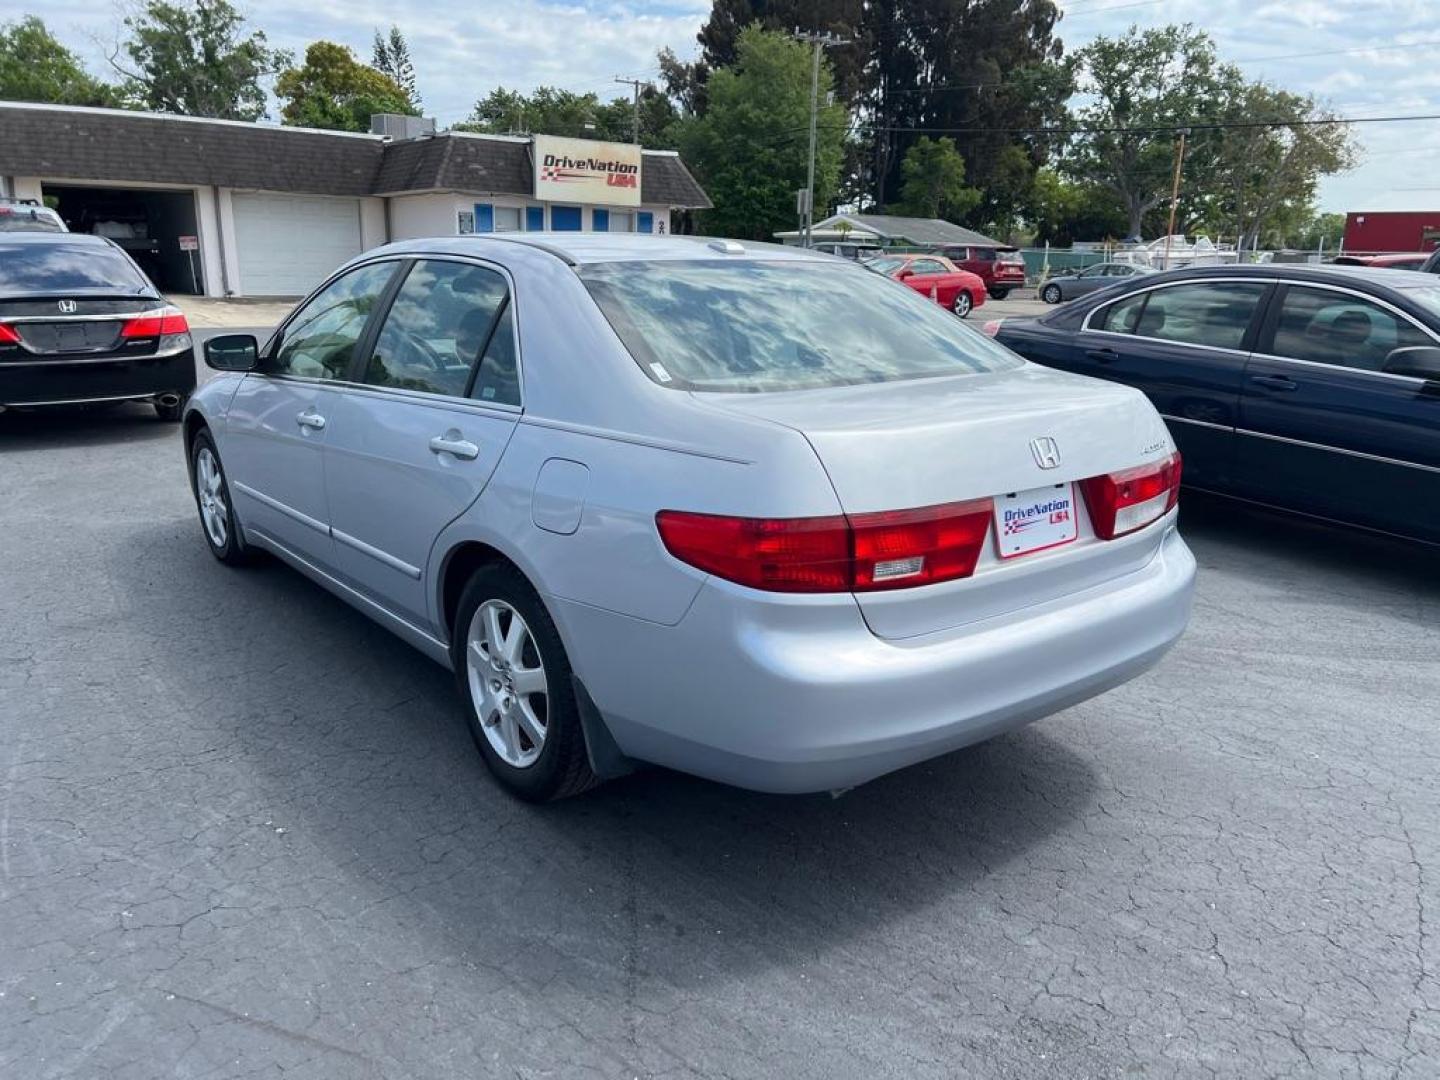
top-left (13, 0), bottom-right (1440, 212)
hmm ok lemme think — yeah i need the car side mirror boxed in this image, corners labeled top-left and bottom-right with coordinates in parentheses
top-left (203, 333), bottom-right (259, 372)
top-left (1383, 345), bottom-right (1440, 381)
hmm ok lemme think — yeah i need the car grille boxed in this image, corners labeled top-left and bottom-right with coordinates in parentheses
top-left (15, 321), bottom-right (123, 354)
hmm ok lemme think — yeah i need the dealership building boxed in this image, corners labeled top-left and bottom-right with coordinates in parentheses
top-left (0, 102), bottom-right (710, 297)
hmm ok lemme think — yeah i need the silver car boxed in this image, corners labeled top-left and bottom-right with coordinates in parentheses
top-left (185, 234), bottom-right (1195, 800)
top-left (1040, 261), bottom-right (1154, 304)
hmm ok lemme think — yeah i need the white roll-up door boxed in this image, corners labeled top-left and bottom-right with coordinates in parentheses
top-left (232, 193), bottom-right (363, 296)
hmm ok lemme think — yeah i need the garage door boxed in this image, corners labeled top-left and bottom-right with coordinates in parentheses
top-left (232, 193), bottom-right (363, 296)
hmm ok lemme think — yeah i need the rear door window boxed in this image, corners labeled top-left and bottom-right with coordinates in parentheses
top-left (1265, 286), bottom-right (1435, 373)
top-left (363, 259), bottom-right (511, 399)
top-left (1099, 282), bottom-right (1268, 350)
top-left (0, 242), bottom-right (150, 293)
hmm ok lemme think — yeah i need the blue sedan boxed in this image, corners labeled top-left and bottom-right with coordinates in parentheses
top-left (991, 264), bottom-right (1440, 544)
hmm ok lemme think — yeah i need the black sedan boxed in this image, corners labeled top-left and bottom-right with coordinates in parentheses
top-left (0, 232), bottom-right (194, 420)
top-left (991, 264), bottom-right (1440, 544)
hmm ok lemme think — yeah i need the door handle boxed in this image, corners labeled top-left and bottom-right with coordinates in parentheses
top-left (1250, 374), bottom-right (1298, 392)
top-left (295, 409), bottom-right (326, 430)
top-left (1085, 348), bottom-right (1119, 364)
top-left (429, 433), bottom-right (480, 460)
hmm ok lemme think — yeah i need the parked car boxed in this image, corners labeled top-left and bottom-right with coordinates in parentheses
top-left (866, 253), bottom-right (987, 317)
top-left (990, 264), bottom-right (1440, 543)
top-left (1040, 262), bottom-right (1155, 304)
top-left (0, 232), bottom-right (194, 419)
top-left (812, 241), bottom-right (883, 261)
top-left (184, 234), bottom-right (1195, 800)
top-left (1332, 253), bottom-right (1431, 271)
top-left (934, 244), bottom-right (1028, 299)
top-left (0, 197), bottom-right (66, 234)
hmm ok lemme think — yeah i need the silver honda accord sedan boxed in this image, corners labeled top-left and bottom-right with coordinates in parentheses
top-left (184, 233), bottom-right (1196, 800)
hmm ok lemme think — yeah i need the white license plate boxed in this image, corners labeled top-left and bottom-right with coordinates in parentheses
top-left (995, 482), bottom-right (1078, 559)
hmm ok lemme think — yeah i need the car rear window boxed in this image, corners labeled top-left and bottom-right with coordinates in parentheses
top-left (0, 242), bottom-right (151, 294)
top-left (580, 259), bottom-right (1023, 392)
top-left (0, 209), bottom-right (64, 233)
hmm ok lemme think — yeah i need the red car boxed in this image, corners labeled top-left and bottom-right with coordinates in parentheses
top-left (934, 244), bottom-right (1028, 299)
top-left (1331, 253), bottom-right (1431, 270)
top-left (867, 253), bottom-right (987, 318)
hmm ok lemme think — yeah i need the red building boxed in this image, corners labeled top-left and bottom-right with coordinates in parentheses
top-left (1343, 211), bottom-right (1440, 254)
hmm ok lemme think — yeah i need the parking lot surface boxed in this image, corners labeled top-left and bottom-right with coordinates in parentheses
top-left (1, 404), bottom-right (1436, 1080)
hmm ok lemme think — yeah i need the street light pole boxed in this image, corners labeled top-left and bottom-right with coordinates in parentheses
top-left (793, 29), bottom-right (850, 248)
top-left (1162, 127), bottom-right (1190, 270)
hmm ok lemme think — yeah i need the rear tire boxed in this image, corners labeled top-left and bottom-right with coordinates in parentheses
top-left (1041, 284), bottom-right (1063, 304)
top-left (452, 565), bottom-right (598, 802)
top-left (189, 431), bottom-right (254, 566)
top-left (988, 287), bottom-right (1010, 300)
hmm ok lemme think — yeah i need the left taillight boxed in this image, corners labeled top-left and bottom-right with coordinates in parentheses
top-left (654, 499), bottom-right (993, 593)
top-left (1079, 451), bottom-right (1182, 539)
top-left (120, 305), bottom-right (189, 339)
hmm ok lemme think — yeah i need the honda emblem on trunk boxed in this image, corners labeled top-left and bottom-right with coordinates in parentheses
top-left (1030, 437), bottom-right (1061, 470)
top-left (57, 299), bottom-right (77, 314)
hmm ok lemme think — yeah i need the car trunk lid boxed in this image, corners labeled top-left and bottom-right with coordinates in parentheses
top-left (693, 364), bottom-right (1177, 639)
top-left (0, 296), bottom-right (160, 357)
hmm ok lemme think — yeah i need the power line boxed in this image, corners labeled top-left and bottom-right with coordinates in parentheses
top-left (862, 111), bottom-right (1440, 138)
top-left (1231, 38), bottom-right (1440, 65)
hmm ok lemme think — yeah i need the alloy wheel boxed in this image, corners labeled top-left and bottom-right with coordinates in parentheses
top-left (1043, 285), bottom-right (1062, 304)
top-left (466, 599), bottom-right (549, 768)
top-left (953, 292), bottom-right (973, 318)
top-left (195, 447), bottom-right (229, 549)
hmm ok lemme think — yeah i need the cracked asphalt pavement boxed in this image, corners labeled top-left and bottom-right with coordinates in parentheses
top-left (1, 400), bottom-right (1436, 1079)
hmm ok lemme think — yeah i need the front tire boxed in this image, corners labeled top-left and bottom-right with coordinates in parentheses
top-left (952, 291), bottom-right (974, 318)
top-left (452, 565), bottom-right (597, 801)
top-left (1041, 283), bottom-right (1063, 304)
top-left (189, 431), bottom-right (253, 565)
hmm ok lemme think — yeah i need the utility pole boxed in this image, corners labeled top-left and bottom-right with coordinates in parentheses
top-left (793, 29), bottom-right (850, 248)
top-left (1161, 127), bottom-right (1189, 270)
top-left (614, 76), bottom-right (648, 145)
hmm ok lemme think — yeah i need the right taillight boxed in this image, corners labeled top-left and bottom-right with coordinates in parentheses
top-left (0, 323), bottom-right (18, 345)
top-left (655, 499), bottom-right (993, 593)
top-left (1080, 451), bottom-right (1182, 539)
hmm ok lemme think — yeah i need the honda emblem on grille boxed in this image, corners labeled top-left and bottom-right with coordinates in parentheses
top-left (57, 299), bottom-right (77, 314)
top-left (1030, 436), bottom-right (1061, 470)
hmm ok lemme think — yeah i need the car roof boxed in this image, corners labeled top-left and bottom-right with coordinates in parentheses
top-left (0, 231), bottom-right (107, 247)
top-left (1139, 262), bottom-right (1440, 291)
top-left (373, 232), bottom-right (833, 267)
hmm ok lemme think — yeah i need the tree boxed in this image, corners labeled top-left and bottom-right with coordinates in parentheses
top-left (371, 26), bottom-right (419, 109)
top-left (0, 16), bottom-right (117, 106)
top-left (861, 0), bottom-right (1071, 227)
top-left (1026, 167), bottom-right (1127, 245)
top-left (115, 0), bottom-right (289, 120)
top-left (457, 85), bottom-right (677, 147)
top-left (676, 26), bottom-right (846, 241)
top-left (276, 41), bottom-right (416, 132)
top-left (1060, 25), bottom-right (1229, 239)
top-left (889, 136), bottom-right (979, 220)
top-left (696, 0), bottom-right (865, 102)
top-left (1203, 77), bottom-right (1355, 251)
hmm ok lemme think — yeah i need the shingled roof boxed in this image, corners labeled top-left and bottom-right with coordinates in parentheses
top-left (0, 103), bottom-right (711, 208)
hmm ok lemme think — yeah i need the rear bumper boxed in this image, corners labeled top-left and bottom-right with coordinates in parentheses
top-left (0, 347), bottom-right (196, 407)
top-left (557, 523), bottom-right (1196, 793)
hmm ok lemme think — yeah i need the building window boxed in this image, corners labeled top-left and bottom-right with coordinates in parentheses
top-left (473, 204), bottom-right (495, 233)
top-left (607, 210), bottom-right (635, 232)
top-left (493, 206), bottom-right (522, 233)
top-left (551, 206), bottom-right (582, 231)
top-left (457, 210), bottom-right (475, 235)
top-left (592, 208), bottom-right (609, 232)
top-left (525, 206), bottom-right (544, 231)
top-left (637, 211), bottom-right (654, 234)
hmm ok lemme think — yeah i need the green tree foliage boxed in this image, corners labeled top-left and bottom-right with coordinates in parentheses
top-left (696, 0), bottom-right (865, 102)
top-left (276, 41), bottom-right (415, 131)
top-left (371, 26), bottom-right (419, 109)
top-left (1060, 25), bottom-right (1228, 239)
top-left (0, 16), bottom-right (117, 106)
top-left (1026, 167), bottom-right (1127, 245)
top-left (863, 0), bottom-right (1070, 227)
top-left (889, 136), bottom-right (979, 220)
top-left (116, 0), bottom-right (289, 120)
top-left (676, 26), bottom-right (846, 241)
top-left (457, 85), bottom-right (677, 147)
